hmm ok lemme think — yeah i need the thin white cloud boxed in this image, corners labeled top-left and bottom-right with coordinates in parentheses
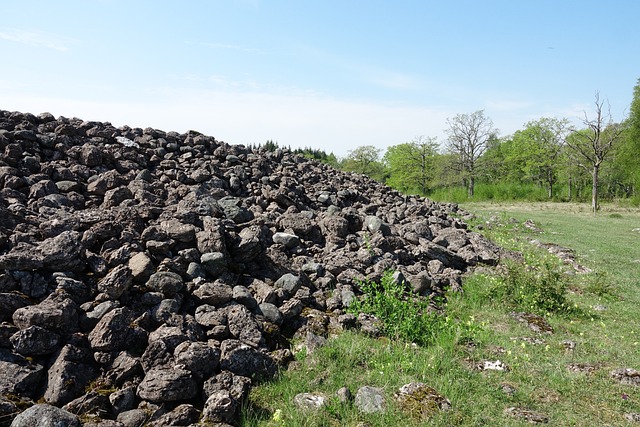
top-left (187, 41), bottom-right (267, 54)
top-left (486, 99), bottom-right (534, 111)
top-left (368, 71), bottom-right (424, 91)
top-left (0, 28), bottom-right (77, 51)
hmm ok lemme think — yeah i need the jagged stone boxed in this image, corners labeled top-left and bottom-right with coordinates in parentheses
top-left (10, 325), bottom-right (61, 356)
top-left (354, 386), bottom-right (386, 413)
top-left (137, 367), bottom-right (198, 403)
top-left (10, 404), bottom-right (80, 427)
top-left (202, 390), bottom-right (238, 424)
top-left (395, 382), bottom-right (451, 418)
top-left (293, 393), bottom-right (327, 410)
top-left (0, 349), bottom-right (44, 398)
top-left (44, 344), bottom-right (96, 405)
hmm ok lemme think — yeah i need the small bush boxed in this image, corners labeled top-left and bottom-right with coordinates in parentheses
top-left (486, 261), bottom-right (572, 314)
top-left (583, 271), bottom-right (619, 300)
top-left (348, 271), bottom-right (478, 346)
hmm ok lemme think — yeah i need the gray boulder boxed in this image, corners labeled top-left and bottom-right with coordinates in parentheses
top-left (44, 344), bottom-right (96, 406)
top-left (88, 307), bottom-right (135, 351)
top-left (202, 390), bottom-right (237, 424)
top-left (0, 349), bottom-right (44, 398)
top-left (137, 367), bottom-right (198, 403)
top-left (10, 404), bottom-right (80, 427)
top-left (10, 326), bottom-right (61, 356)
top-left (354, 386), bottom-right (386, 413)
top-left (220, 340), bottom-right (276, 379)
top-left (145, 271), bottom-right (183, 298)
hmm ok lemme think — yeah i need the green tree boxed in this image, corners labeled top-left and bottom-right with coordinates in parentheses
top-left (293, 146), bottom-right (342, 169)
top-left (510, 117), bottom-right (570, 199)
top-left (480, 136), bottom-right (525, 184)
top-left (445, 110), bottom-right (497, 197)
top-left (614, 78), bottom-right (640, 198)
top-left (566, 93), bottom-right (627, 214)
top-left (343, 145), bottom-right (386, 181)
top-left (383, 136), bottom-right (439, 194)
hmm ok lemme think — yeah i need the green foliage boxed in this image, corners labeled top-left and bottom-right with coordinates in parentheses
top-left (292, 146), bottom-right (342, 168)
top-left (484, 261), bottom-right (572, 315)
top-left (429, 182), bottom-right (555, 203)
top-left (582, 271), bottom-right (619, 300)
top-left (348, 271), bottom-right (479, 346)
top-left (342, 145), bottom-right (387, 182)
top-left (383, 136), bottom-right (439, 195)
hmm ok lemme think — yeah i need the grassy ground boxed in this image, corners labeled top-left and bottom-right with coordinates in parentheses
top-left (239, 202), bottom-right (640, 426)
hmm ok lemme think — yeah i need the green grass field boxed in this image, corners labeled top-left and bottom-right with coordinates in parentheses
top-left (240, 202), bottom-right (640, 426)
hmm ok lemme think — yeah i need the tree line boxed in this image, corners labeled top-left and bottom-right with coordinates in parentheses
top-left (264, 79), bottom-right (640, 212)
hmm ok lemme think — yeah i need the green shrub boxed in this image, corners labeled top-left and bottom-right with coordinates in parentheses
top-left (348, 271), bottom-right (479, 346)
top-left (486, 261), bottom-right (572, 314)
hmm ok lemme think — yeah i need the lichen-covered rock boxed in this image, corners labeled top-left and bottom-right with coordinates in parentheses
top-left (89, 307), bottom-right (135, 351)
top-left (12, 293), bottom-right (78, 333)
top-left (174, 340), bottom-right (221, 381)
top-left (611, 368), bottom-right (640, 386)
top-left (394, 382), bottom-right (451, 419)
top-left (0, 349), bottom-right (44, 398)
top-left (97, 265), bottom-right (132, 299)
top-left (354, 386), bottom-right (385, 414)
top-left (136, 367), bottom-right (198, 402)
top-left (10, 325), bottom-right (61, 356)
top-left (145, 271), bottom-right (183, 298)
top-left (202, 390), bottom-right (237, 423)
top-left (293, 393), bottom-right (327, 411)
top-left (10, 404), bottom-right (80, 427)
top-left (220, 340), bottom-right (276, 379)
top-left (145, 404), bottom-right (199, 427)
top-left (44, 344), bottom-right (96, 406)
top-left (504, 407), bottom-right (549, 423)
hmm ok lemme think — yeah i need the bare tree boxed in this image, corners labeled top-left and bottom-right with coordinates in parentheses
top-left (566, 93), bottom-right (627, 214)
top-left (445, 110), bottom-right (496, 197)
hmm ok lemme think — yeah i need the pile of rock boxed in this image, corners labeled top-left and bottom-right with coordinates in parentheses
top-left (0, 110), bottom-right (502, 425)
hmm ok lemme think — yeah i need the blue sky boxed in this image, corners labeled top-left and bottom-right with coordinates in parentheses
top-left (1, 1), bottom-right (638, 157)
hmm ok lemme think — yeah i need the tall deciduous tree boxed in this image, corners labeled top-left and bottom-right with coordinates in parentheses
top-left (445, 110), bottom-right (497, 197)
top-left (615, 78), bottom-right (640, 195)
top-left (511, 117), bottom-right (570, 199)
top-left (566, 93), bottom-right (627, 214)
top-left (383, 136), bottom-right (439, 194)
top-left (343, 145), bottom-right (386, 181)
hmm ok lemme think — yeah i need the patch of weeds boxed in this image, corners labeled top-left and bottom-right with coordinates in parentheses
top-left (348, 271), bottom-right (480, 347)
top-left (582, 271), bottom-right (620, 300)
top-left (85, 377), bottom-right (116, 396)
top-left (485, 260), bottom-right (576, 315)
top-left (608, 213), bottom-right (623, 219)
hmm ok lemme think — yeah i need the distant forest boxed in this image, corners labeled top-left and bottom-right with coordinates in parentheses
top-left (253, 79), bottom-right (640, 211)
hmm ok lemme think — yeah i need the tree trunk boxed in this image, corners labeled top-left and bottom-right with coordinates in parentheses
top-left (592, 165), bottom-right (599, 215)
top-left (468, 176), bottom-right (475, 198)
top-left (568, 176), bottom-right (572, 201)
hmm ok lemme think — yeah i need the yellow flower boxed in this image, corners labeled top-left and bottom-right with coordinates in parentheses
top-left (272, 409), bottom-right (283, 422)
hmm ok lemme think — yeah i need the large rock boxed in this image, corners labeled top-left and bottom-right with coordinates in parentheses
top-left (10, 404), bottom-right (80, 427)
top-left (0, 231), bottom-right (84, 271)
top-left (0, 349), bottom-right (44, 398)
top-left (88, 307), bottom-right (135, 351)
top-left (10, 325), bottom-right (61, 356)
top-left (12, 294), bottom-right (78, 332)
top-left (44, 344), bottom-right (96, 406)
top-left (136, 367), bottom-right (198, 403)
